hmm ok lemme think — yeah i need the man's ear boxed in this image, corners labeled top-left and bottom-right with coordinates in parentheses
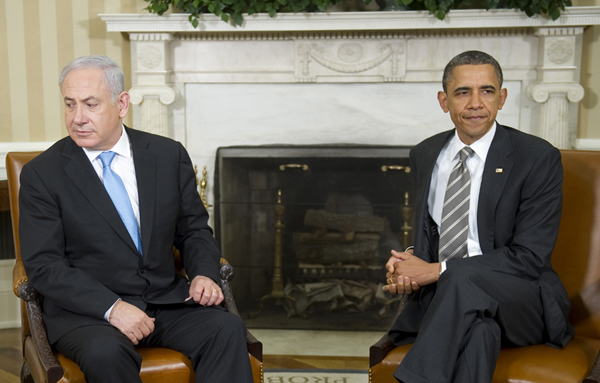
top-left (438, 91), bottom-right (449, 113)
top-left (117, 92), bottom-right (130, 119)
top-left (498, 88), bottom-right (508, 110)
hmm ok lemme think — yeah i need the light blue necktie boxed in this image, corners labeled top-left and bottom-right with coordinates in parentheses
top-left (99, 151), bottom-right (142, 255)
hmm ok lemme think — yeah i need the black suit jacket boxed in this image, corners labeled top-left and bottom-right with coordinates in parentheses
top-left (405, 124), bottom-right (573, 348)
top-left (19, 127), bottom-right (221, 344)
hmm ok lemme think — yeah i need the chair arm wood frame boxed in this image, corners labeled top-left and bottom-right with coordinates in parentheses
top-left (370, 293), bottom-right (408, 367)
top-left (219, 259), bottom-right (263, 362)
top-left (369, 334), bottom-right (394, 368)
top-left (584, 353), bottom-right (600, 383)
top-left (13, 263), bottom-right (64, 383)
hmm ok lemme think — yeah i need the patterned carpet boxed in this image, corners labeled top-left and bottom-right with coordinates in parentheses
top-left (264, 369), bottom-right (368, 383)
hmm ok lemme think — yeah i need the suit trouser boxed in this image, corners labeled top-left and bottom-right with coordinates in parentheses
top-left (54, 304), bottom-right (253, 383)
top-left (389, 265), bottom-right (545, 383)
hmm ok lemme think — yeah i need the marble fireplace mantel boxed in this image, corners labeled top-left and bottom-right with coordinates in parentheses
top-left (102, 8), bottom-right (600, 203)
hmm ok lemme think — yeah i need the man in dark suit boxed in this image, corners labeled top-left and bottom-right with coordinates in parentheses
top-left (19, 56), bottom-right (253, 383)
top-left (382, 51), bottom-right (573, 382)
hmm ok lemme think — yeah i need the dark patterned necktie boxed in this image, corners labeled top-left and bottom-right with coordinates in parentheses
top-left (438, 146), bottom-right (474, 262)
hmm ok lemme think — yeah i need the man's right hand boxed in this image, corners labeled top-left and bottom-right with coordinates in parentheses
top-left (108, 300), bottom-right (155, 345)
top-left (382, 248), bottom-right (420, 295)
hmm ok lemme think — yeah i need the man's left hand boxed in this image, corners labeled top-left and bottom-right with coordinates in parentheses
top-left (187, 276), bottom-right (224, 306)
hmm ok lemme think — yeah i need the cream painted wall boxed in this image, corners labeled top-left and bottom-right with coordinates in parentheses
top-left (0, 0), bottom-right (148, 143)
top-left (1, 1), bottom-right (599, 142)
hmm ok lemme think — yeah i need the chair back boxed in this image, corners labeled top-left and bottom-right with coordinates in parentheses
top-left (7, 151), bottom-right (42, 338)
top-left (554, 150), bottom-right (600, 339)
top-left (7, 152), bottom-right (41, 263)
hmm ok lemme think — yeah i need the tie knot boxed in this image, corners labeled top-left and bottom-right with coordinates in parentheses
top-left (457, 147), bottom-right (474, 162)
top-left (99, 151), bottom-right (116, 168)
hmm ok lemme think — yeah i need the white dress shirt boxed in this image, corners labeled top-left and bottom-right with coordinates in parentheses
top-left (82, 126), bottom-right (140, 229)
top-left (82, 125), bottom-right (140, 321)
top-left (428, 123), bottom-right (496, 271)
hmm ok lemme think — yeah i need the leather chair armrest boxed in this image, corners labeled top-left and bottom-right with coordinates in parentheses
top-left (219, 259), bottom-right (263, 362)
top-left (370, 333), bottom-right (394, 367)
top-left (18, 279), bottom-right (64, 383)
top-left (584, 348), bottom-right (600, 383)
top-left (246, 329), bottom-right (263, 363)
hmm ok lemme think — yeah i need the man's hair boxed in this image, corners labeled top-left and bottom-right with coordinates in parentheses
top-left (59, 55), bottom-right (125, 102)
top-left (442, 50), bottom-right (503, 93)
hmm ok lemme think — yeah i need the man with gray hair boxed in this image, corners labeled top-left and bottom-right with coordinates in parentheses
top-left (19, 55), bottom-right (253, 382)
top-left (382, 50), bottom-right (573, 382)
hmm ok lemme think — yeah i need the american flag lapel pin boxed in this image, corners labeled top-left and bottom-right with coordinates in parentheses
top-left (496, 168), bottom-right (503, 173)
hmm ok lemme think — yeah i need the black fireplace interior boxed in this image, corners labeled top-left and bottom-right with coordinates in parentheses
top-left (214, 145), bottom-right (414, 331)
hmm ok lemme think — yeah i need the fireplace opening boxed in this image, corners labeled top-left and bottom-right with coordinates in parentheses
top-left (215, 145), bottom-right (414, 331)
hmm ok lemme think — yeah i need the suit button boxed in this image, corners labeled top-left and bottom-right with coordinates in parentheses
top-left (139, 268), bottom-right (145, 274)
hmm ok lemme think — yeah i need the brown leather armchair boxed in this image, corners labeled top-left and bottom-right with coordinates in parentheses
top-left (7, 151), bottom-right (264, 383)
top-left (369, 150), bottom-right (600, 383)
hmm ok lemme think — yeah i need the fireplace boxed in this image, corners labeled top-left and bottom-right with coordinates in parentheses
top-left (99, 8), bottom-right (600, 330)
top-left (215, 145), bottom-right (413, 330)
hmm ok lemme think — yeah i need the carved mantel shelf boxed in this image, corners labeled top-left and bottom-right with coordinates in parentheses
top-left (101, 7), bottom-right (600, 32)
top-left (102, 7), bottom-right (600, 164)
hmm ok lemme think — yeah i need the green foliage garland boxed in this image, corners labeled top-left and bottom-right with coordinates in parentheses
top-left (144, 0), bottom-right (571, 27)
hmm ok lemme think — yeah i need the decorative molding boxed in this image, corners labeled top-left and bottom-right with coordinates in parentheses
top-left (295, 38), bottom-right (405, 81)
top-left (130, 85), bottom-right (178, 105)
top-left (412, 28), bottom-right (533, 37)
top-left (100, 7), bottom-right (600, 33)
top-left (529, 83), bottom-right (584, 149)
top-left (138, 45), bottom-right (163, 68)
top-left (534, 27), bottom-right (585, 36)
top-left (529, 83), bottom-right (584, 103)
top-left (130, 33), bottom-right (175, 41)
top-left (130, 86), bottom-right (178, 137)
top-left (176, 29), bottom-right (533, 41)
top-left (546, 39), bottom-right (574, 64)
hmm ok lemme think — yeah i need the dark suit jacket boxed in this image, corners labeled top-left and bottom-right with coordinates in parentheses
top-left (401, 124), bottom-right (573, 348)
top-left (19, 127), bottom-right (221, 344)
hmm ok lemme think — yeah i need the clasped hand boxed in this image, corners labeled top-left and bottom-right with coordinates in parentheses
top-left (383, 250), bottom-right (441, 295)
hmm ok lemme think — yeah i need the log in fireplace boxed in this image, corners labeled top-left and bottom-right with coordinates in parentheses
top-left (215, 145), bottom-right (414, 331)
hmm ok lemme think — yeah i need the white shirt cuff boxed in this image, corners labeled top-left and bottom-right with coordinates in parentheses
top-left (104, 298), bottom-right (121, 321)
top-left (440, 261), bottom-right (447, 275)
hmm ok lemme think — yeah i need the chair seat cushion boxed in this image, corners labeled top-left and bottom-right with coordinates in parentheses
top-left (56, 348), bottom-right (194, 383)
top-left (369, 336), bottom-right (600, 383)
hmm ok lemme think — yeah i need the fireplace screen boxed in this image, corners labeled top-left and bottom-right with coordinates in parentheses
top-left (214, 145), bottom-right (414, 331)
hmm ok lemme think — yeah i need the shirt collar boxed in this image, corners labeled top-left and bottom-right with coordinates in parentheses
top-left (82, 125), bottom-right (132, 162)
top-left (449, 122), bottom-right (497, 163)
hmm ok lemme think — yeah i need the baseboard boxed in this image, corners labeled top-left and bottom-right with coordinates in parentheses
top-left (0, 319), bottom-right (21, 329)
top-left (0, 259), bottom-right (20, 329)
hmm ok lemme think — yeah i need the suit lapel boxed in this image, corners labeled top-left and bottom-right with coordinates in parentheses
top-left (477, 124), bottom-right (514, 254)
top-left (61, 138), bottom-right (139, 254)
top-left (415, 130), bottom-right (454, 262)
top-left (128, 127), bottom-right (156, 259)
